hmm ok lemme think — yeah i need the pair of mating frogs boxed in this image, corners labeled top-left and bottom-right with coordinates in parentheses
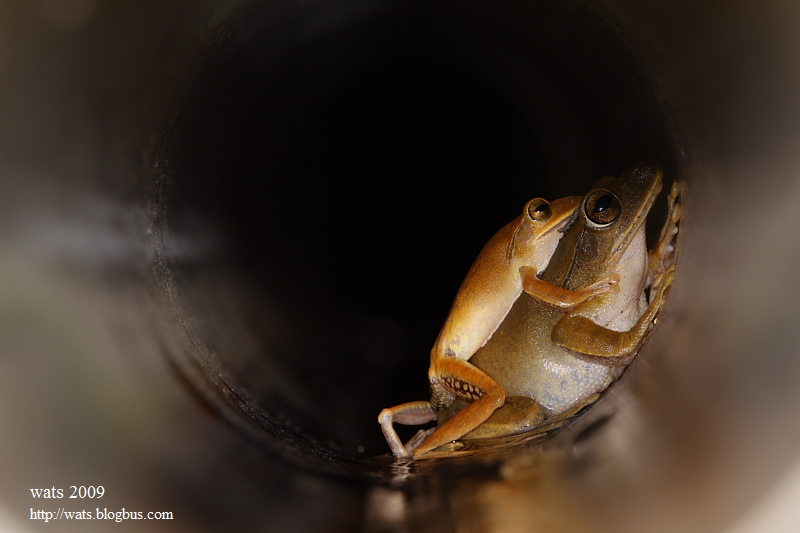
top-left (379, 162), bottom-right (683, 459)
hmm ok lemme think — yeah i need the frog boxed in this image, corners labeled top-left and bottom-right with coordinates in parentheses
top-left (378, 193), bottom-right (622, 459)
top-left (413, 162), bottom-right (683, 458)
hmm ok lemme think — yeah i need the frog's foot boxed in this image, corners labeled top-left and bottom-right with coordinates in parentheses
top-left (404, 428), bottom-right (437, 456)
top-left (649, 264), bottom-right (676, 314)
top-left (427, 440), bottom-right (466, 454)
top-left (650, 180), bottom-right (685, 284)
top-left (378, 401), bottom-right (437, 459)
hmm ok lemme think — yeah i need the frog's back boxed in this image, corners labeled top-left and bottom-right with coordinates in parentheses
top-left (469, 291), bottom-right (618, 416)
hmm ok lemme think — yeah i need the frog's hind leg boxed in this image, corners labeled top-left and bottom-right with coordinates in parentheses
top-left (462, 394), bottom-right (599, 445)
top-left (378, 401), bottom-right (437, 459)
top-left (461, 396), bottom-right (546, 440)
top-left (413, 357), bottom-right (506, 458)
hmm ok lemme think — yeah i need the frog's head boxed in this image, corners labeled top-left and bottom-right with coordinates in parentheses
top-left (574, 161), bottom-right (663, 276)
top-left (431, 194), bottom-right (580, 361)
top-left (543, 162), bottom-right (663, 289)
top-left (506, 195), bottom-right (581, 271)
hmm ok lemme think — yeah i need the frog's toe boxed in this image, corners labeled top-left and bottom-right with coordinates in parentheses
top-left (655, 266), bottom-right (677, 298)
top-left (671, 202), bottom-right (683, 225)
top-left (404, 428), bottom-right (435, 456)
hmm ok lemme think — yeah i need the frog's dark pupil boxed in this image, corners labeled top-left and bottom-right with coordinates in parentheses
top-left (585, 191), bottom-right (620, 225)
top-left (593, 194), bottom-right (613, 214)
top-left (534, 203), bottom-right (548, 212)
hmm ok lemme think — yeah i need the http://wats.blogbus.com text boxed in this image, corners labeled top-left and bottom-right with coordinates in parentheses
top-left (28, 486), bottom-right (173, 523)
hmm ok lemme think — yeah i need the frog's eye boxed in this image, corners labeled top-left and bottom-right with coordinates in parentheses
top-left (526, 199), bottom-right (552, 222)
top-left (584, 191), bottom-right (621, 226)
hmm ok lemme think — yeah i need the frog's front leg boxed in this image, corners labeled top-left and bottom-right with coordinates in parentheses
top-left (552, 265), bottom-right (676, 365)
top-left (649, 181), bottom-right (685, 291)
top-left (521, 266), bottom-right (621, 309)
top-left (412, 356), bottom-right (506, 458)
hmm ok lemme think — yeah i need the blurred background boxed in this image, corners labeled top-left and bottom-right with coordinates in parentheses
top-left (1, 0), bottom-right (800, 531)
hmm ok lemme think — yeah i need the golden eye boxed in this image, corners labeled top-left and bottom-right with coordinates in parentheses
top-left (584, 190), bottom-right (621, 225)
top-left (526, 199), bottom-right (552, 222)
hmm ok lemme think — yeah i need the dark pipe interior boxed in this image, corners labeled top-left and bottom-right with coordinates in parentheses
top-left (155, 0), bottom-right (677, 464)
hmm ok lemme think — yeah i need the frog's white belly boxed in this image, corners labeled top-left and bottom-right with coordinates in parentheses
top-left (504, 347), bottom-right (621, 416)
top-left (515, 228), bottom-right (648, 415)
top-left (470, 227), bottom-right (649, 417)
top-left (471, 328), bottom-right (624, 416)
